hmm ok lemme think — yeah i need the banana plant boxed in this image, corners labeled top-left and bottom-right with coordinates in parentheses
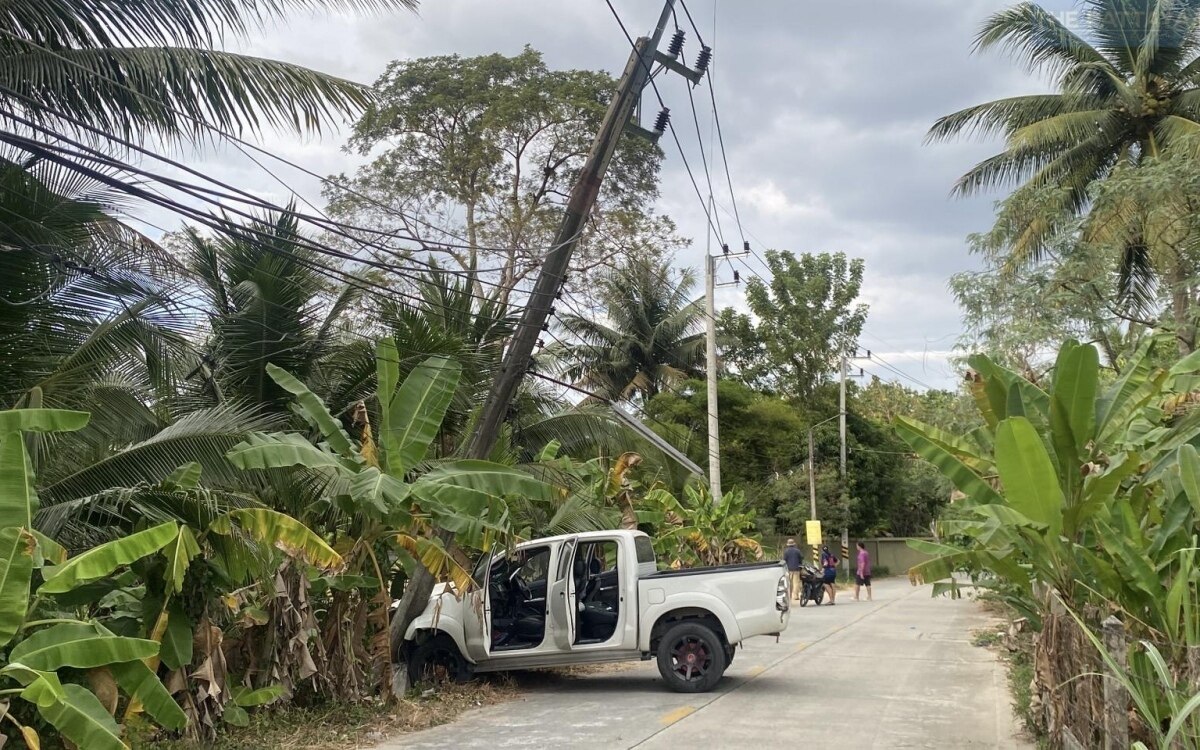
top-left (898, 340), bottom-right (1200, 637)
top-left (0, 407), bottom-right (342, 748)
top-left (227, 340), bottom-right (552, 692)
top-left (229, 342), bottom-right (548, 588)
top-left (0, 409), bottom-right (186, 749)
top-left (644, 485), bottom-right (765, 567)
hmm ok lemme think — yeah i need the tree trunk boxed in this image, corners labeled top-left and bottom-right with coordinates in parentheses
top-left (388, 528), bottom-right (453, 694)
top-left (1171, 259), bottom-right (1196, 356)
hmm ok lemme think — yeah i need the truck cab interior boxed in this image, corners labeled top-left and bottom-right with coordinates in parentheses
top-left (487, 545), bottom-right (550, 651)
top-left (482, 538), bottom-right (623, 651)
top-left (573, 540), bottom-right (620, 644)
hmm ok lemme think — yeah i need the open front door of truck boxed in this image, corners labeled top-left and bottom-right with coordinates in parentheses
top-left (547, 537), bottom-right (577, 650)
top-left (462, 547), bottom-right (495, 661)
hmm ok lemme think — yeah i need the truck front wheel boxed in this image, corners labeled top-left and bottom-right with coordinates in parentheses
top-left (655, 622), bottom-right (727, 693)
top-left (408, 634), bottom-right (473, 686)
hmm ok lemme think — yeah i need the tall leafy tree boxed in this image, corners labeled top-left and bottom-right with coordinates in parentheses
top-left (645, 378), bottom-right (807, 487)
top-left (325, 47), bottom-right (681, 303)
top-left (719, 250), bottom-right (867, 398)
top-left (554, 256), bottom-right (704, 403)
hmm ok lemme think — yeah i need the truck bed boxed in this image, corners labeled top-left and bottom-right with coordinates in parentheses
top-left (640, 560), bottom-right (785, 579)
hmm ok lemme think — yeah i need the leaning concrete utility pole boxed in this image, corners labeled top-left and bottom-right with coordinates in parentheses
top-left (465, 0), bottom-right (680, 461)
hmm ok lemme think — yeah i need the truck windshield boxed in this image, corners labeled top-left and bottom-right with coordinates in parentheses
top-left (634, 536), bottom-right (656, 566)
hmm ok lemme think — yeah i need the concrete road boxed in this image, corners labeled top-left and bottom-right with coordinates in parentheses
top-left (380, 577), bottom-right (1031, 749)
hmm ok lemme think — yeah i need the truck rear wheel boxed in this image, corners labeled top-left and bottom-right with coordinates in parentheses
top-left (408, 634), bottom-right (473, 686)
top-left (656, 622), bottom-right (726, 693)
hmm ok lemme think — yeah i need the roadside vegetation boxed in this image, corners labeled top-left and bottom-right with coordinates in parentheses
top-left (918, 1), bottom-right (1200, 747)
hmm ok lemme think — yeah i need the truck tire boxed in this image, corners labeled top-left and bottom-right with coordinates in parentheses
top-left (656, 622), bottom-right (727, 693)
top-left (408, 634), bottom-right (473, 686)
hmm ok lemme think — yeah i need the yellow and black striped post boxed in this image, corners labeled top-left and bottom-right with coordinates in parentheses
top-left (841, 529), bottom-right (849, 579)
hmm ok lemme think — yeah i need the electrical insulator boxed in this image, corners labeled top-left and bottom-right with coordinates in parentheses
top-left (653, 107), bottom-right (671, 134)
top-left (743, 241), bottom-right (750, 252)
top-left (866, 350), bottom-right (872, 358)
top-left (695, 46), bottom-right (712, 75)
top-left (541, 322), bottom-right (549, 331)
top-left (722, 243), bottom-right (730, 255)
top-left (555, 291), bottom-right (562, 300)
top-left (537, 339), bottom-right (545, 349)
top-left (733, 270), bottom-right (741, 284)
top-left (859, 368), bottom-right (865, 377)
top-left (549, 306), bottom-right (556, 316)
top-left (667, 29), bottom-right (685, 58)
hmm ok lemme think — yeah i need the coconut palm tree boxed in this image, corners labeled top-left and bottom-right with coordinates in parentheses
top-left (178, 209), bottom-right (366, 414)
top-left (929, 1), bottom-right (1200, 290)
top-left (3, 0), bottom-right (417, 142)
top-left (553, 256), bottom-right (705, 404)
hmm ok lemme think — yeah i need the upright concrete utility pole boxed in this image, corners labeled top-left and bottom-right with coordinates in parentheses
top-left (465, 0), bottom-right (679, 461)
top-left (839, 355), bottom-right (848, 477)
top-left (704, 242), bottom-right (750, 506)
top-left (704, 251), bottom-right (721, 505)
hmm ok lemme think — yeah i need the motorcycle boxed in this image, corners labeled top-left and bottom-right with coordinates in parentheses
top-left (798, 564), bottom-right (825, 607)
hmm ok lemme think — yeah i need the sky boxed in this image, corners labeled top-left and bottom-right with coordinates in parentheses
top-left (173, 0), bottom-right (1086, 391)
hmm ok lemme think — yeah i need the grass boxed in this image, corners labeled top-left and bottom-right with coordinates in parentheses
top-left (971, 627), bottom-right (1003, 648)
top-left (132, 679), bottom-right (517, 750)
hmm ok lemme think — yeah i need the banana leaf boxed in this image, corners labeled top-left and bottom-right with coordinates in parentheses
top-left (39, 522), bottom-right (179, 594)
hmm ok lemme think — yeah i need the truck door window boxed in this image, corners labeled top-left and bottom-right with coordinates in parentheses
top-left (634, 536), bottom-right (656, 566)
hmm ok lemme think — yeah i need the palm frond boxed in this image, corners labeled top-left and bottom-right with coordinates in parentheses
top-left (927, 94), bottom-right (1095, 144)
top-left (976, 3), bottom-right (1111, 84)
top-left (41, 402), bottom-right (283, 501)
top-left (10, 0), bottom-right (418, 51)
top-left (4, 44), bottom-right (377, 139)
top-left (1116, 238), bottom-right (1158, 316)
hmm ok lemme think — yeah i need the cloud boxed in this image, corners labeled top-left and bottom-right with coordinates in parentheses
top-left (741, 181), bottom-right (830, 221)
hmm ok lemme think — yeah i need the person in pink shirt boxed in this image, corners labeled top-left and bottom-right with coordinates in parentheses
top-left (854, 541), bottom-right (872, 601)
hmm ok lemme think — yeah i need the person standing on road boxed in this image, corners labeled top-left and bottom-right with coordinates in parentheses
top-left (854, 541), bottom-right (872, 601)
top-left (783, 538), bottom-right (803, 601)
top-left (820, 544), bottom-right (838, 605)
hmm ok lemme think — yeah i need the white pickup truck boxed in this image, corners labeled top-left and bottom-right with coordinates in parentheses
top-left (401, 529), bottom-right (790, 692)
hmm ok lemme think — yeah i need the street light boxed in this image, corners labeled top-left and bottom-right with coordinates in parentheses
top-left (807, 412), bottom-right (845, 521)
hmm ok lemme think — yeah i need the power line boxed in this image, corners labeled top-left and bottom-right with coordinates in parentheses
top-left (859, 357), bottom-right (939, 392)
top-left (0, 95), bottom-right (582, 313)
top-left (0, 142), bottom-right (568, 338)
top-left (16, 243), bottom-right (482, 372)
top-left (0, 30), bottom-right (582, 262)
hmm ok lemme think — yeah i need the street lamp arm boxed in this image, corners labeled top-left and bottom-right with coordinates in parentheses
top-left (808, 411), bottom-right (846, 435)
top-left (806, 411), bottom-right (846, 523)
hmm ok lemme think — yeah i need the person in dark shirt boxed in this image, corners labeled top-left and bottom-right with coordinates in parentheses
top-left (820, 544), bottom-right (838, 605)
top-left (783, 538), bottom-right (803, 601)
